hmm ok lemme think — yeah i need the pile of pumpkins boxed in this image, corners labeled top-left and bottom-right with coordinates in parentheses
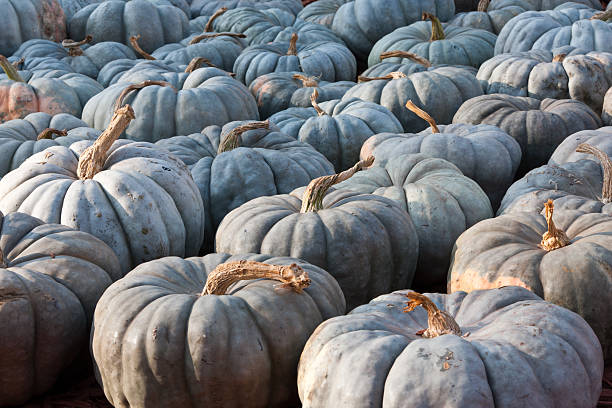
top-left (1, 0), bottom-right (611, 406)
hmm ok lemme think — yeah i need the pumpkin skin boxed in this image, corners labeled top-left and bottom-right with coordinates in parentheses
top-left (156, 120), bottom-right (335, 248)
top-left (96, 59), bottom-right (186, 87)
top-left (0, 211), bottom-right (122, 406)
top-left (83, 68), bottom-right (260, 142)
top-left (550, 126), bottom-right (612, 165)
top-left (602, 87), bottom-right (612, 125)
top-left (452, 94), bottom-right (602, 174)
top-left (297, 286), bottom-right (604, 407)
top-left (297, 0), bottom-right (350, 28)
top-left (361, 60), bottom-right (478, 77)
top-left (0, 136), bottom-right (205, 275)
top-left (368, 21), bottom-right (497, 68)
top-left (360, 123), bottom-right (521, 209)
top-left (0, 112), bottom-right (100, 179)
top-left (448, 209), bottom-right (612, 360)
top-left (57, 0), bottom-right (100, 21)
top-left (344, 67), bottom-right (483, 132)
top-left (191, 0), bottom-right (303, 17)
top-left (91, 253), bottom-right (344, 408)
top-left (151, 35), bottom-right (246, 70)
top-left (215, 187), bottom-right (419, 310)
top-left (68, 0), bottom-right (190, 53)
top-left (269, 98), bottom-right (403, 171)
top-left (0, 0), bottom-right (67, 56)
top-left (336, 154), bottom-right (492, 288)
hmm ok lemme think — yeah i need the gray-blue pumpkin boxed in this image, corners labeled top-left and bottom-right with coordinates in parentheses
top-left (96, 58), bottom-right (186, 87)
top-left (191, 0), bottom-right (303, 17)
top-left (297, 0), bottom-right (350, 28)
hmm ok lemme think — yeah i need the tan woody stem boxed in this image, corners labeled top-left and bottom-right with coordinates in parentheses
top-left (575, 143), bottom-right (612, 203)
top-left (293, 73), bottom-right (319, 87)
top-left (205, 7), bottom-right (228, 32)
top-left (186, 57), bottom-right (218, 71)
top-left (202, 260), bottom-right (311, 295)
top-left (403, 292), bottom-right (461, 338)
top-left (287, 33), bottom-right (298, 56)
top-left (477, 0), bottom-right (490, 12)
top-left (591, 9), bottom-right (612, 20)
top-left (62, 35), bottom-right (93, 56)
top-left (552, 54), bottom-right (566, 62)
top-left (301, 156), bottom-right (375, 213)
top-left (217, 120), bottom-right (270, 154)
top-left (539, 200), bottom-right (570, 251)
top-left (310, 89), bottom-right (326, 116)
top-left (11, 57), bottom-right (24, 70)
top-left (357, 71), bottom-right (406, 82)
top-left (0, 246), bottom-right (6, 268)
top-left (422, 12), bottom-right (445, 41)
top-left (405, 100), bottom-right (439, 133)
top-left (379, 51), bottom-right (432, 67)
top-left (77, 105), bottom-right (135, 180)
top-left (0, 55), bottom-right (24, 82)
top-left (37, 128), bottom-right (67, 140)
top-left (114, 80), bottom-right (174, 111)
top-left (189, 32), bottom-right (246, 45)
top-left (130, 35), bottom-right (155, 60)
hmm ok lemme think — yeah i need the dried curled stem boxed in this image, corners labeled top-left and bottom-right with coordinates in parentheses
top-left (575, 143), bottom-right (612, 203)
top-left (130, 35), bottom-right (155, 60)
top-left (114, 80), bottom-right (174, 111)
top-left (62, 34), bottom-right (93, 56)
top-left (217, 120), bottom-right (270, 154)
top-left (380, 51), bottom-right (432, 67)
top-left (301, 156), bottom-right (374, 213)
top-left (404, 292), bottom-right (461, 338)
top-left (405, 100), bottom-right (439, 133)
top-left (552, 54), bottom-right (566, 63)
top-left (477, 0), bottom-right (490, 12)
top-left (77, 105), bottom-right (135, 180)
top-left (0, 55), bottom-right (24, 82)
top-left (310, 89), bottom-right (326, 116)
top-left (287, 33), bottom-right (298, 56)
top-left (293, 73), bottom-right (319, 87)
top-left (539, 199), bottom-right (570, 251)
top-left (205, 7), bottom-right (228, 32)
top-left (37, 128), bottom-right (67, 140)
top-left (189, 32), bottom-right (246, 45)
top-left (358, 71), bottom-right (406, 82)
top-left (591, 9), bottom-right (612, 20)
top-left (423, 12), bottom-right (445, 41)
top-left (202, 260), bottom-right (311, 295)
top-left (0, 245), bottom-right (6, 269)
top-left (11, 57), bottom-right (24, 70)
top-left (186, 57), bottom-right (217, 72)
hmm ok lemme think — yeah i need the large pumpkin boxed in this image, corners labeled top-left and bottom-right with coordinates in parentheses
top-left (91, 253), bottom-right (345, 407)
top-left (296, 0), bottom-right (349, 28)
top-left (0, 105), bottom-right (205, 274)
top-left (298, 286), bottom-right (604, 407)
top-left (95, 59), bottom-right (187, 87)
top-left (449, 200), bottom-right (612, 360)
top-left (0, 210), bottom-right (121, 406)
top-left (191, 0), bottom-right (303, 17)
top-left (550, 126), bottom-right (612, 165)
top-left (216, 158), bottom-right (420, 310)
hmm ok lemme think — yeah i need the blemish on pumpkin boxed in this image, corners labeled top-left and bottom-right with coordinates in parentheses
top-left (449, 269), bottom-right (533, 293)
top-left (152, 327), bottom-right (158, 340)
top-left (437, 349), bottom-right (455, 372)
top-left (142, 228), bottom-right (149, 235)
top-left (96, 212), bottom-right (102, 218)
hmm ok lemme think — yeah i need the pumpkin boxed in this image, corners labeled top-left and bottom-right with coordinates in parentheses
top-left (478, 50), bottom-right (612, 113)
top-left (550, 126), bottom-right (612, 165)
top-left (0, 55), bottom-right (103, 123)
top-left (344, 67), bottom-right (482, 132)
top-left (156, 120), bottom-right (335, 249)
top-left (361, 52), bottom-right (478, 77)
top-left (603, 87), bottom-right (612, 125)
top-left (0, 210), bottom-right (122, 406)
top-left (191, 0), bottom-right (303, 17)
top-left (368, 13), bottom-right (497, 68)
top-left (68, 0), bottom-right (190, 53)
top-left (249, 72), bottom-right (355, 119)
top-left (215, 157), bottom-right (420, 310)
top-left (0, 112), bottom-right (100, 179)
top-left (330, 0), bottom-right (455, 61)
top-left (83, 73), bottom-right (259, 142)
top-left (297, 286), bottom-right (604, 407)
top-left (96, 58), bottom-right (187, 87)
top-left (269, 92), bottom-right (403, 171)
top-left (0, 0), bottom-right (66, 56)
top-left (449, 200), bottom-right (612, 361)
top-left (233, 33), bottom-right (356, 86)
top-left (57, 0), bottom-right (101, 21)
top-left (452, 93), bottom-right (602, 175)
top-left (0, 105), bottom-right (205, 274)
top-left (296, 0), bottom-right (350, 28)
top-left (91, 253), bottom-right (344, 407)
top-left (114, 0), bottom-right (192, 18)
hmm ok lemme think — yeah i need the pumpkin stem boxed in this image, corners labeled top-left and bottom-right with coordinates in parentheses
top-left (0, 245), bottom-right (6, 269)
top-left (205, 7), bottom-right (228, 32)
top-left (575, 143), bottom-right (612, 203)
top-left (357, 71), bottom-right (407, 82)
top-left (405, 100), bottom-right (439, 133)
top-left (403, 292), bottom-right (462, 338)
top-left (552, 54), bottom-right (566, 62)
top-left (37, 128), bottom-right (67, 140)
top-left (287, 33), bottom-right (298, 56)
top-left (591, 9), bottom-right (612, 20)
top-left (202, 260), bottom-right (311, 295)
top-left (114, 80), bottom-right (175, 112)
top-left (189, 32), bottom-right (246, 45)
top-left (293, 73), bottom-right (319, 87)
top-left (422, 13), bottom-right (445, 41)
top-left (186, 57), bottom-right (218, 72)
top-left (129, 35), bottom-right (155, 60)
top-left (539, 199), bottom-right (570, 251)
top-left (477, 0), bottom-right (490, 12)
top-left (77, 105), bottom-right (135, 180)
top-left (301, 156), bottom-right (374, 213)
top-left (379, 51), bottom-right (432, 67)
top-left (0, 55), bottom-right (24, 82)
top-left (310, 89), bottom-right (326, 116)
top-left (11, 57), bottom-right (24, 70)
top-left (217, 120), bottom-right (270, 154)
top-left (62, 34), bottom-right (93, 56)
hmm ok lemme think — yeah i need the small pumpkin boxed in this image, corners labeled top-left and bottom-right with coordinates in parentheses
top-left (298, 286), bottom-right (604, 407)
top-left (91, 254), bottom-right (345, 407)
